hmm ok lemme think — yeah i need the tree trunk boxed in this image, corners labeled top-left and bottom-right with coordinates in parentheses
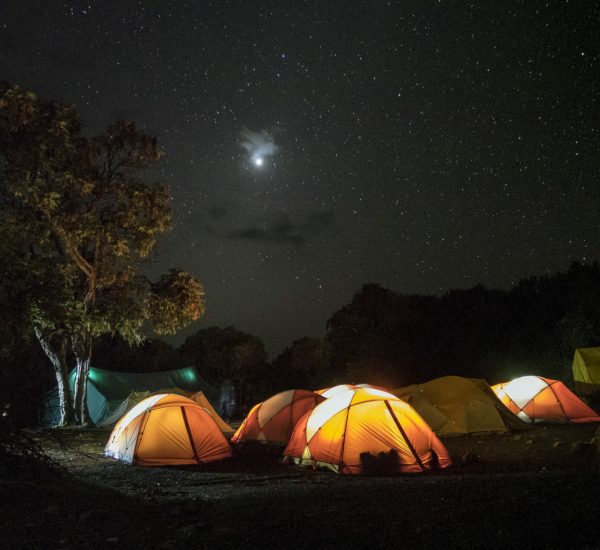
top-left (72, 332), bottom-right (93, 426)
top-left (34, 327), bottom-right (74, 426)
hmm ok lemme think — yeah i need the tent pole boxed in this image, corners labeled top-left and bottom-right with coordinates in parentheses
top-left (181, 406), bottom-right (202, 464)
top-left (384, 400), bottom-right (426, 472)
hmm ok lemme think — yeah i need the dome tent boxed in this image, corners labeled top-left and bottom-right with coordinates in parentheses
top-left (231, 389), bottom-right (325, 445)
top-left (393, 376), bottom-right (529, 436)
top-left (492, 376), bottom-right (600, 424)
top-left (284, 387), bottom-right (452, 474)
top-left (97, 389), bottom-right (233, 434)
top-left (104, 394), bottom-right (232, 466)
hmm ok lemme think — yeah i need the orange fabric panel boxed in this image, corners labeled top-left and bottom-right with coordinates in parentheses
top-left (136, 406), bottom-right (193, 461)
top-left (184, 406), bottom-right (232, 463)
top-left (260, 406), bottom-right (294, 443)
top-left (522, 385), bottom-right (563, 422)
top-left (290, 393), bottom-right (325, 427)
top-left (284, 410), bottom-right (311, 457)
top-left (547, 380), bottom-right (600, 422)
top-left (342, 401), bottom-right (414, 472)
top-left (231, 403), bottom-right (261, 443)
top-left (306, 408), bottom-right (347, 465)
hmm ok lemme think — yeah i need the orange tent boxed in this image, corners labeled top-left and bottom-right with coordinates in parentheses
top-left (284, 387), bottom-right (452, 474)
top-left (231, 389), bottom-right (325, 445)
top-left (189, 391), bottom-right (234, 435)
top-left (104, 394), bottom-right (232, 466)
top-left (492, 376), bottom-right (600, 424)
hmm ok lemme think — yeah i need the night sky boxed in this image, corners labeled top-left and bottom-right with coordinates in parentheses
top-left (2, 2), bottom-right (599, 355)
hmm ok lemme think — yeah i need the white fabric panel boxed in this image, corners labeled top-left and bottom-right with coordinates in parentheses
top-left (122, 414), bottom-right (144, 463)
top-left (104, 394), bottom-right (166, 460)
top-left (505, 376), bottom-right (547, 409)
top-left (360, 388), bottom-right (398, 400)
top-left (321, 384), bottom-right (354, 398)
top-left (257, 390), bottom-right (295, 428)
top-left (306, 390), bottom-right (353, 441)
top-left (517, 410), bottom-right (531, 423)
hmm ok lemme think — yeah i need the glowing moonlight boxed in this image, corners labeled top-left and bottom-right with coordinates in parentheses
top-left (254, 157), bottom-right (264, 166)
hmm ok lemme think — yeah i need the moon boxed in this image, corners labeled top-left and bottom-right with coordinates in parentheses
top-left (254, 157), bottom-right (264, 167)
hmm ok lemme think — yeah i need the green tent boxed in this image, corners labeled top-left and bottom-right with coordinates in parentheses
top-left (42, 366), bottom-right (215, 426)
top-left (572, 347), bottom-right (600, 395)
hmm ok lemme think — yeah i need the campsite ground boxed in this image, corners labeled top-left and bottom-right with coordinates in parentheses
top-left (2, 423), bottom-right (600, 549)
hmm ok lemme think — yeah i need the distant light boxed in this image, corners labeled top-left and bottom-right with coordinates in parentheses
top-left (254, 157), bottom-right (263, 166)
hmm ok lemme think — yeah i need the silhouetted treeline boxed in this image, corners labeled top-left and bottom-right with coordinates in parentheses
top-left (2, 262), bottom-right (599, 426)
top-left (326, 262), bottom-right (600, 388)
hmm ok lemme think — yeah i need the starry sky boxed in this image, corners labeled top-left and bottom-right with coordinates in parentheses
top-left (2, 1), bottom-right (599, 356)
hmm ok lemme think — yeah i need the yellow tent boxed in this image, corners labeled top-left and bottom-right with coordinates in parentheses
top-left (104, 394), bottom-right (232, 466)
top-left (393, 376), bottom-right (529, 436)
top-left (572, 347), bottom-right (600, 395)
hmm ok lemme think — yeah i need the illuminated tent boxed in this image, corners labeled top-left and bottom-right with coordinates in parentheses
top-left (190, 391), bottom-right (234, 435)
top-left (492, 376), bottom-right (600, 424)
top-left (104, 394), bottom-right (232, 466)
top-left (393, 376), bottom-right (529, 436)
top-left (316, 383), bottom-right (386, 399)
top-left (42, 366), bottom-right (214, 426)
top-left (284, 387), bottom-right (452, 474)
top-left (231, 389), bottom-right (325, 445)
top-left (572, 347), bottom-right (600, 395)
top-left (96, 389), bottom-right (233, 433)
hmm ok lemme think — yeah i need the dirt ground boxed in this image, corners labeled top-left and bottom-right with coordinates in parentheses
top-left (2, 423), bottom-right (600, 549)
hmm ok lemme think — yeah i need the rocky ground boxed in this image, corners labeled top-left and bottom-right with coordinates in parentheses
top-left (2, 423), bottom-right (599, 549)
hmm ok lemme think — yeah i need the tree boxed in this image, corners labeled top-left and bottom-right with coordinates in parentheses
top-left (272, 337), bottom-right (332, 390)
top-left (0, 84), bottom-right (205, 425)
top-left (179, 326), bottom-right (270, 414)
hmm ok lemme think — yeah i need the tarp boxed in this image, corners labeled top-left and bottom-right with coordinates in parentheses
top-left (284, 387), bottom-right (452, 474)
top-left (96, 391), bottom-right (151, 428)
top-left (572, 347), bottom-right (600, 395)
top-left (104, 394), bottom-right (232, 466)
top-left (393, 376), bottom-right (529, 436)
top-left (42, 366), bottom-right (215, 426)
